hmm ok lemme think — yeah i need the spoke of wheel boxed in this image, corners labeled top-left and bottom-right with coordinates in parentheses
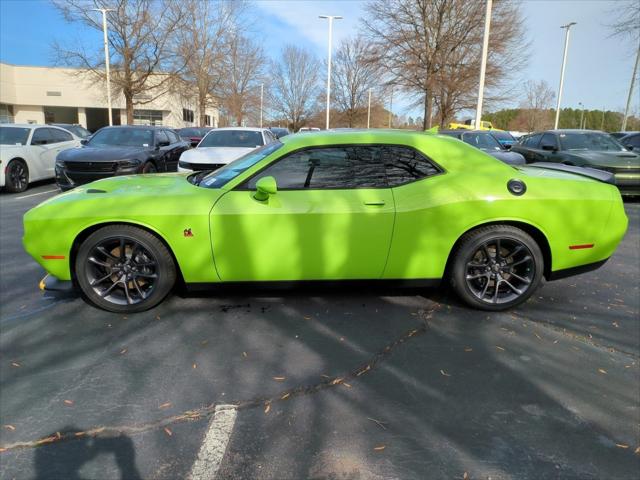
top-left (504, 245), bottom-right (524, 261)
top-left (509, 272), bottom-right (531, 284)
top-left (132, 278), bottom-right (146, 300)
top-left (123, 279), bottom-right (132, 305)
top-left (100, 280), bottom-right (119, 298)
top-left (482, 244), bottom-right (491, 262)
top-left (90, 272), bottom-right (113, 286)
top-left (466, 273), bottom-right (488, 280)
top-left (468, 261), bottom-right (488, 268)
top-left (502, 279), bottom-right (522, 295)
top-left (495, 239), bottom-right (502, 259)
top-left (88, 257), bottom-right (111, 268)
top-left (97, 246), bottom-right (119, 262)
top-left (119, 238), bottom-right (126, 260)
top-left (492, 279), bottom-right (500, 303)
top-left (511, 255), bottom-right (532, 267)
top-left (480, 279), bottom-right (491, 299)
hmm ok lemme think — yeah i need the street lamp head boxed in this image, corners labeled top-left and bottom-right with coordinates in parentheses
top-left (319, 15), bottom-right (343, 20)
top-left (560, 22), bottom-right (577, 29)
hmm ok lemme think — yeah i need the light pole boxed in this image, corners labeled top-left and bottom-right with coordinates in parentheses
top-left (578, 102), bottom-right (584, 129)
top-left (319, 15), bottom-right (342, 130)
top-left (259, 83), bottom-right (264, 128)
top-left (554, 22), bottom-right (576, 130)
top-left (474, 0), bottom-right (492, 129)
top-left (367, 88), bottom-right (372, 129)
top-left (622, 42), bottom-right (640, 132)
top-left (388, 88), bottom-right (393, 128)
top-left (92, 8), bottom-right (115, 126)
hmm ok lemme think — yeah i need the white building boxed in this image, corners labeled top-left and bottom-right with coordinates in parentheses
top-left (0, 62), bottom-right (218, 132)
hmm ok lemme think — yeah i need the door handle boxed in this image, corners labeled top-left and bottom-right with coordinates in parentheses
top-left (364, 200), bottom-right (386, 206)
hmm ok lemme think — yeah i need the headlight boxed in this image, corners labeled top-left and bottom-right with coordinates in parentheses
top-left (178, 161), bottom-right (191, 169)
top-left (117, 159), bottom-right (141, 169)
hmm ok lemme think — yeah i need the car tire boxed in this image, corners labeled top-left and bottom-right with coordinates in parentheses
top-left (449, 225), bottom-right (544, 311)
top-left (142, 162), bottom-right (157, 174)
top-left (5, 159), bottom-right (29, 193)
top-left (75, 225), bottom-right (176, 313)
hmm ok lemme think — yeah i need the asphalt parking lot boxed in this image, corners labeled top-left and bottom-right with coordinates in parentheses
top-left (0, 182), bottom-right (639, 480)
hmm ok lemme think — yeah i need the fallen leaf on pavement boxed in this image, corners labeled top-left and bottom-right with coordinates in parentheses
top-left (598, 369), bottom-right (607, 375)
top-left (3, 425), bottom-right (15, 431)
top-left (159, 402), bottom-right (172, 409)
top-left (495, 346), bottom-right (505, 351)
top-left (464, 347), bottom-right (473, 352)
top-left (329, 377), bottom-right (343, 385)
top-left (11, 362), bottom-right (20, 368)
top-left (273, 376), bottom-right (286, 381)
top-left (281, 393), bottom-right (290, 400)
top-left (264, 403), bottom-right (271, 414)
top-left (634, 446), bottom-right (640, 455)
top-left (242, 351), bottom-right (247, 358)
top-left (615, 443), bottom-right (628, 449)
top-left (440, 370), bottom-right (451, 377)
top-left (164, 427), bottom-right (172, 436)
top-left (192, 363), bottom-right (197, 369)
top-left (119, 348), bottom-right (127, 355)
top-left (63, 400), bottom-right (74, 406)
top-left (373, 445), bottom-right (386, 451)
top-left (343, 382), bottom-right (352, 388)
top-left (303, 316), bottom-right (311, 320)
top-left (463, 472), bottom-right (469, 480)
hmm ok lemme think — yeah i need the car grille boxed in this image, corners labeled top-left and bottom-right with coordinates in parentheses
top-left (63, 161), bottom-right (117, 173)
top-left (179, 161), bottom-right (225, 171)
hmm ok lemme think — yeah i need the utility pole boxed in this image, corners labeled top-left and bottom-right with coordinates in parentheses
top-left (600, 107), bottom-right (605, 131)
top-left (388, 88), bottom-right (393, 128)
top-left (367, 88), bottom-right (372, 129)
top-left (554, 22), bottom-right (577, 129)
top-left (319, 15), bottom-right (342, 130)
top-left (622, 42), bottom-right (640, 132)
top-left (474, 0), bottom-right (492, 129)
top-left (579, 102), bottom-right (584, 129)
top-left (92, 8), bottom-right (115, 126)
top-left (259, 83), bottom-right (264, 128)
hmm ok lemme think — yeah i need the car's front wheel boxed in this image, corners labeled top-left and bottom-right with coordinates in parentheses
top-left (450, 225), bottom-right (544, 311)
top-left (5, 159), bottom-right (29, 193)
top-left (75, 225), bottom-right (176, 313)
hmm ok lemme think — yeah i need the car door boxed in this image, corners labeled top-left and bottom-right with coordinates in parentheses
top-left (512, 133), bottom-right (542, 163)
top-left (163, 130), bottom-right (183, 171)
top-left (153, 130), bottom-right (172, 171)
top-left (29, 128), bottom-right (60, 181)
top-left (209, 145), bottom-right (395, 281)
top-left (537, 133), bottom-right (560, 162)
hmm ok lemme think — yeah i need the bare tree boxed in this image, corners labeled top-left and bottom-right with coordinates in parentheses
top-left (606, 0), bottom-right (640, 43)
top-left (220, 35), bottom-right (265, 126)
top-left (518, 80), bottom-right (555, 131)
top-left (52, 0), bottom-right (185, 124)
top-left (171, 0), bottom-right (240, 127)
top-left (268, 45), bottom-right (320, 131)
top-left (331, 37), bottom-right (380, 127)
top-left (361, 0), bottom-right (527, 129)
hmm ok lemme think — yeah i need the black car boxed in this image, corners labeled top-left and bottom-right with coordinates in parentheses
top-left (439, 130), bottom-right (526, 165)
top-left (511, 129), bottom-right (640, 196)
top-left (50, 123), bottom-right (92, 139)
top-left (618, 132), bottom-right (640, 151)
top-left (269, 127), bottom-right (291, 139)
top-left (55, 126), bottom-right (189, 190)
top-left (176, 127), bottom-right (213, 147)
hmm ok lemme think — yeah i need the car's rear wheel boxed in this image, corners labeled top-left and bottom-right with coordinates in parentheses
top-left (142, 162), bottom-right (157, 174)
top-left (75, 225), bottom-right (176, 313)
top-left (450, 225), bottom-right (544, 311)
top-left (5, 159), bottom-right (29, 193)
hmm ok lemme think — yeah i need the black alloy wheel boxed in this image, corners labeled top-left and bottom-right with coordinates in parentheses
top-left (451, 225), bottom-right (544, 311)
top-left (76, 225), bottom-right (176, 313)
top-left (142, 162), bottom-right (157, 174)
top-left (6, 160), bottom-right (29, 193)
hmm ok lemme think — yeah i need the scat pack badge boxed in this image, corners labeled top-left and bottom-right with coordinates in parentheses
top-left (183, 228), bottom-right (194, 237)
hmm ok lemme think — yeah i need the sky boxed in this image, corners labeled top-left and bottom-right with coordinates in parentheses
top-left (0, 0), bottom-right (637, 119)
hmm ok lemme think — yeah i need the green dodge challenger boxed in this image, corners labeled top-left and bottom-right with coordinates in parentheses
top-left (23, 130), bottom-right (628, 313)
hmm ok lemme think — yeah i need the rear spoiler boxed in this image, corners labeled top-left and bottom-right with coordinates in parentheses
top-left (526, 162), bottom-right (615, 185)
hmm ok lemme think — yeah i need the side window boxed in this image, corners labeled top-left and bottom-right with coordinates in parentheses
top-left (156, 130), bottom-right (169, 146)
top-left (524, 133), bottom-right (542, 148)
top-left (263, 131), bottom-right (273, 144)
top-left (168, 130), bottom-right (181, 144)
top-left (381, 146), bottom-right (440, 187)
top-left (244, 146), bottom-right (386, 190)
top-left (50, 128), bottom-right (73, 143)
top-left (540, 133), bottom-right (558, 149)
top-left (31, 128), bottom-right (53, 145)
top-left (626, 134), bottom-right (640, 149)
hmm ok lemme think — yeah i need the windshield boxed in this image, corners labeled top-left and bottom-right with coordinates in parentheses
top-left (178, 128), bottom-right (209, 137)
top-left (197, 142), bottom-right (282, 188)
top-left (199, 130), bottom-right (263, 148)
top-left (490, 131), bottom-right (515, 142)
top-left (67, 125), bottom-right (91, 138)
top-left (0, 127), bottom-right (30, 145)
top-left (462, 132), bottom-right (502, 151)
top-left (88, 128), bottom-right (154, 147)
top-left (559, 132), bottom-right (627, 151)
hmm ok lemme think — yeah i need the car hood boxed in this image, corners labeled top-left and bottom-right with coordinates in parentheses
top-left (484, 149), bottom-right (525, 165)
top-left (565, 150), bottom-right (639, 167)
top-left (57, 145), bottom-right (153, 162)
top-left (180, 147), bottom-right (254, 164)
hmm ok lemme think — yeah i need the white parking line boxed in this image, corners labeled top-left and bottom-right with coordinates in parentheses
top-left (188, 404), bottom-right (238, 480)
top-left (14, 189), bottom-right (59, 200)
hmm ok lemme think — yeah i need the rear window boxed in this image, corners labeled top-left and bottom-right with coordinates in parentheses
top-left (0, 127), bottom-right (30, 145)
top-left (200, 130), bottom-right (264, 148)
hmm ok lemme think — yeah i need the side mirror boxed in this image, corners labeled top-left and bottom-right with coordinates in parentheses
top-left (626, 145), bottom-right (634, 151)
top-left (504, 144), bottom-right (512, 150)
top-left (80, 139), bottom-right (88, 146)
top-left (254, 176), bottom-right (277, 201)
top-left (541, 144), bottom-right (557, 152)
top-left (156, 140), bottom-right (170, 148)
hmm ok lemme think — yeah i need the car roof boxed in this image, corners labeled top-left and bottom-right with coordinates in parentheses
top-left (1, 123), bottom-right (70, 130)
top-left (542, 129), bottom-right (607, 134)
top-left (211, 127), bottom-right (268, 132)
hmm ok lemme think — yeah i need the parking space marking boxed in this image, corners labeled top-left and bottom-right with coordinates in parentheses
top-left (188, 404), bottom-right (238, 480)
top-left (14, 189), bottom-right (59, 200)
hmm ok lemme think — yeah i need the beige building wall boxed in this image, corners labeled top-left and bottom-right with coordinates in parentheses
top-left (0, 62), bottom-right (218, 130)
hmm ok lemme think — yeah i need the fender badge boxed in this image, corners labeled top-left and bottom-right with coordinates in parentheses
top-left (183, 228), bottom-right (194, 237)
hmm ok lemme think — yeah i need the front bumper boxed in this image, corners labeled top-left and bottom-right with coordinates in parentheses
top-left (178, 160), bottom-right (226, 173)
top-left (39, 274), bottom-right (75, 292)
top-left (56, 162), bottom-right (140, 189)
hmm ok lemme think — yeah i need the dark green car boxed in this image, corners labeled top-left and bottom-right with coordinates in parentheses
top-left (512, 129), bottom-right (639, 196)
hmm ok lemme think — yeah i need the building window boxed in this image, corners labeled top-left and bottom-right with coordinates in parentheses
top-left (0, 104), bottom-right (15, 124)
top-left (133, 109), bottom-right (163, 126)
top-left (205, 115), bottom-right (211, 126)
top-left (182, 108), bottom-right (194, 123)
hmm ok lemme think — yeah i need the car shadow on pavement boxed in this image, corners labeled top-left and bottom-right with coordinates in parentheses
top-left (34, 426), bottom-right (141, 480)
